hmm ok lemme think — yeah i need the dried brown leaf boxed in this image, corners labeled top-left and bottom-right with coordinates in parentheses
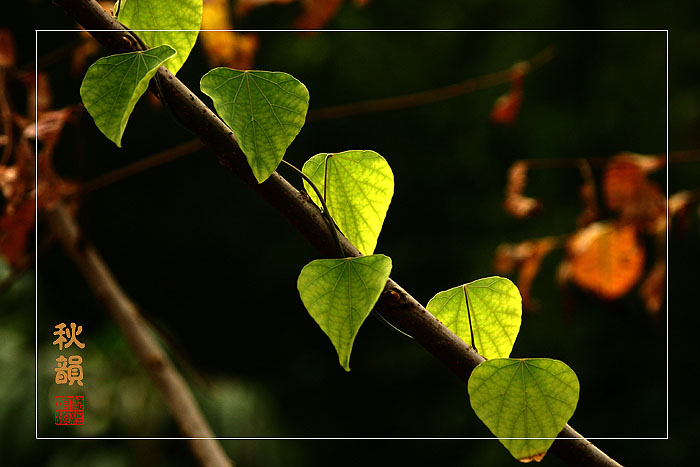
top-left (602, 153), bottom-right (665, 230)
top-left (504, 161), bottom-right (542, 219)
top-left (23, 106), bottom-right (77, 142)
top-left (494, 238), bottom-right (556, 310)
top-left (490, 88), bottom-right (522, 125)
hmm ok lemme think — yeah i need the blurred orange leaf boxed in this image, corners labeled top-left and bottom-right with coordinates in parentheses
top-left (202, 0), bottom-right (259, 69)
top-left (504, 161), bottom-right (541, 219)
top-left (566, 222), bottom-right (645, 300)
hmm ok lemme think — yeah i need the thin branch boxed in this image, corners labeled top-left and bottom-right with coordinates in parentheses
top-left (51, 2), bottom-right (622, 465)
top-left (43, 203), bottom-right (233, 467)
top-left (83, 139), bottom-right (205, 192)
top-left (306, 46), bottom-right (555, 122)
top-left (280, 159), bottom-right (345, 257)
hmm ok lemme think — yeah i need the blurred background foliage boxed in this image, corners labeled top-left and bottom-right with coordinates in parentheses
top-left (1, 0), bottom-right (698, 465)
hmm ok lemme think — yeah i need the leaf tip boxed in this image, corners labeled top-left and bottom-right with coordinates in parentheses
top-left (254, 171), bottom-right (271, 184)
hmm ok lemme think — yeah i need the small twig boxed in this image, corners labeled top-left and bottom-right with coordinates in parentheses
top-left (280, 159), bottom-right (344, 257)
top-left (44, 202), bottom-right (233, 467)
top-left (83, 139), bottom-right (205, 192)
top-left (306, 46), bottom-right (555, 122)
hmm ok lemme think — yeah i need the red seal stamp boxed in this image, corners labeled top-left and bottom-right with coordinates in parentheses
top-left (55, 395), bottom-right (84, 425)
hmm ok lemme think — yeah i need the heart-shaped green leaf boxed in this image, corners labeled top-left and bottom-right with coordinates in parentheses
top-left (297, 254), bottom-right (392, 371)
top-left (200, 68), bottom-right (309, 183)
top-left (116, 0), bottom-right (202, 75)
top-left (426, 276), bottom-right (521, 359)
top-left (468, 358), bottom-right (580, 462)
top-left (302, 150), bottom-right (394, 255)
top-left (80, 45), bottom-right (176, 147)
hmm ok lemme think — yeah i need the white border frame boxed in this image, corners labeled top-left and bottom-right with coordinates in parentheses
top-left (34, 29), bottom-right (670, 441)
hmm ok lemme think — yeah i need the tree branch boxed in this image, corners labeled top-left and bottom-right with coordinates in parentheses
top-left (44, 203), bottom-right (233, 467)
top-left (49, 2), bottom-right (622, 464)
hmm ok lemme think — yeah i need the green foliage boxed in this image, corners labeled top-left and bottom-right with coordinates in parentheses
top-left (115, 0), bottom-right (202, 74)
top-left (79, 45), bottom-right (176, 147)
top-left (468, 358), bottom-right (580, 462)
top-left (200, 68), bottom-right (310, 183)
top-left (75, 11), bottom-right (584, 455)
top-left (302, 150), bottom-right (394, 255)
top-left (297, 254), bottom-right (392, 371)
top-left (426, 277), bottom-right (521, 359)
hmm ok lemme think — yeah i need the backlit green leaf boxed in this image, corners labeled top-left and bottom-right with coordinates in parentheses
top-left (116, 0), bottom-right (202, 74)
top-left (80, 45), bottom-right (176, 147)
top-left (200, 68), bottom-right (309, 183)
top-left (468, 358), bottom-right (580, 462)
top-left (426, 276), bottom-right (521, 359)
top-left (302, 150), bottom-right (394, 255)
top-left (297, 254), bottom-right (392, 371)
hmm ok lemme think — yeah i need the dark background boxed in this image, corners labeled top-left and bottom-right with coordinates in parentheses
top-left (2, 0), bottom-right (698, 466)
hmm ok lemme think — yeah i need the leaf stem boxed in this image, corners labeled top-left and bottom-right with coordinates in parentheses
top-left (463, 285), bottom-right (477, 353)
top-left (323, 153), bottom-right (333, 204)
top-left (280, 159), bottom-right (344, 258)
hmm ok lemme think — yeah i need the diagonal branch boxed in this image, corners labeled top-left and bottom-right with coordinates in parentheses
top-left (49, 2), bottom-right (622, 465)
top-left (44, 203), bottom-right (233, 467)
